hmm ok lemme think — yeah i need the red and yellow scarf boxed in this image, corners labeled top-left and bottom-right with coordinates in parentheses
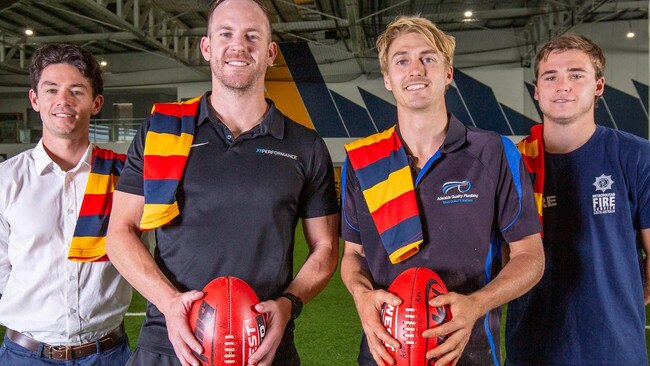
top-left (344, 126), bottom-right (422, 264)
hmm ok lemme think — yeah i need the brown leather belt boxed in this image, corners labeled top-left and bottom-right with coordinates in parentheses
top-left (5, 323), bottom-right (126, 361)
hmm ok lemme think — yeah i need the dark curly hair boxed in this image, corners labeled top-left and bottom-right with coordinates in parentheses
top-left (30, 44), bottom-right (104, 97)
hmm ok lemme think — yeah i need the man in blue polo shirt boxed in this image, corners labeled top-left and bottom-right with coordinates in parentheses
top-left (106, 0), bottom-right (339, 366)
top-left (340, 16), bottom-right (544, 366)
top-left (505, 34), bottom-right (650, 366)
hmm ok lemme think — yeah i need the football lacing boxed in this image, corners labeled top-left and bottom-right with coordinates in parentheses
top-left (403, 308), bottom-right (416, 345)
top-left (223, 334), bottom-right (236, 364)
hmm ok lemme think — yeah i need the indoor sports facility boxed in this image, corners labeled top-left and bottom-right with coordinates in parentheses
top-left (0, 0), bottom-right (648, 365)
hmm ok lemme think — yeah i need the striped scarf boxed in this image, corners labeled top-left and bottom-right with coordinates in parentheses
top-left (140, 96), bottom-right (202, 230)
top-left (68, 146), bottom-right (126, 262)
top-left (516, 123), bottom-right (544, 235)
top-left (344, 126), bottom-right (422, 264)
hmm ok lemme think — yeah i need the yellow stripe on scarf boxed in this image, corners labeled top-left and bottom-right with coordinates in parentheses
top-left (140, 203), bottom-right (180, 230)
top-left (144, 132), bottom-right (194, 157)
top-left (363, 165), bottom-right (412, 213)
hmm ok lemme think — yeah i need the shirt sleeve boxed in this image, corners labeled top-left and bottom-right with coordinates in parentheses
top-left (496, 136), bottom-right (542, 243)
top-left (340, 157), bottom-right (363, 244)
top-left (297, 134), bottom-right (339, 219)
top-left (115, 119), bottom-right (148, 196)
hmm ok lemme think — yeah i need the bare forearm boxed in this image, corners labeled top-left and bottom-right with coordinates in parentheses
top-left (469, 234), bottom-right (544, 314)
top-left (286, 215), bottom-right (339, 303)
top-left (340, 242), bottom-right (375, 301)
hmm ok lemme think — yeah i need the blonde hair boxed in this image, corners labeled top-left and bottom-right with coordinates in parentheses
top-left (376, 16), bottom-right (456, 74)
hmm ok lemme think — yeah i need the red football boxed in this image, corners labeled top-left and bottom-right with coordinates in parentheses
top-left (381, 267), bottom-right (452, 366)
top-left (189, 276), bottom-right (266, 366)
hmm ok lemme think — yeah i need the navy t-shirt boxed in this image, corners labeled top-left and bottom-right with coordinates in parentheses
top-left (342, 115), bottom-right (541, 366)
top-left (116, 93), bottom-right (339, 362)
top-left (506, 126), bottom-right (650, 366)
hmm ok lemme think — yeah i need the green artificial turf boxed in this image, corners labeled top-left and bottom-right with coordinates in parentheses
top-left (2, 223), bottom-right (650, 364)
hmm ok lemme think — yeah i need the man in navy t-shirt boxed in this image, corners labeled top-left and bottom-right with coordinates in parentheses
top-left (340, 16), bottom-right (544, 366)
top-left (506, 34), bottom-right (650, 366)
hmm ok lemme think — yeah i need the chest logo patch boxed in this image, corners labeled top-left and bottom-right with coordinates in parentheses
top-left (592, 174), bottom-right (615, 215)
top-left (255, 148), bottom-right (298, 160)
top-left (437, 180), bottom-right (478, 205)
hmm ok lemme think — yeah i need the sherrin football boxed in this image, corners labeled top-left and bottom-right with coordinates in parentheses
top-left (189, 276), bottom-right (266, 366)
top-left (381, 267), bottom-right (452, 366)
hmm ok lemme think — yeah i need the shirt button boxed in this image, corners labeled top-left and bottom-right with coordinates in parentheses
top-left (69, 275), bottom-right (76, 281)
top-left (67, 209), bottom-right (74, 214)
top-left (70, 308), bottom-right (76, 314)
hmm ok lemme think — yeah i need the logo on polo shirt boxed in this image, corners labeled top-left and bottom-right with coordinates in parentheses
top-left (592, 174), bottom-right (615, 215)
top-left (255, 148), bottom-right (298, 160)
top-left (437, 180), bottom-right (478, 205)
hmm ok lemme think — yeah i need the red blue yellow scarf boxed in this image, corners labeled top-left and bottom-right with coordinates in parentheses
top-left (517, 123), bottom-right (544, 234)
top-left (344, 126), bottom-right (422, 264)
top-left (68, 146), bottom-right (126, 262)
top-left (140, 96), bottom-right (202, 230)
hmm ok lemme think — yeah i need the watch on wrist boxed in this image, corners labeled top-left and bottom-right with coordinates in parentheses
top-left (279, 292), bottom-right (303, 320)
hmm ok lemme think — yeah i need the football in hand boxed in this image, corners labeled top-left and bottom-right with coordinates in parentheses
top-left (381, 267), bottom-right (452, 366)
top-left (189, 276), bottom-right (266, 366)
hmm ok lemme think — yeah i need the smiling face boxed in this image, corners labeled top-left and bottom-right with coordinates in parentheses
top-left (29, 63), bottom-right (103, 142)
top-left (200, 0), bottom-right (277, 94)
top-left (383, 32), bottom-right (453, 114)
top-left (535, 49), bottom-right (604, 127)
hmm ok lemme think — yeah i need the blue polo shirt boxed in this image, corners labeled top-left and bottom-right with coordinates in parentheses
top-left (506, 126), bottom-right (650, 366)
top-left (117, 93), bottom-right (339, 364)
top-left (342, 115), bottom-right (541, 366)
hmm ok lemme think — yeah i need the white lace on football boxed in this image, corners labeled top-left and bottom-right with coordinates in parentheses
top-left (403, 308), bottom-right (416, 345)
top-left (223, 334), bottom-right (236, 364)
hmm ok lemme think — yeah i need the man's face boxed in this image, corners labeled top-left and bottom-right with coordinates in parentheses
top-left (29, 63), bottom-right (103, 141)
top-left (200, 0), bottom-right (277, 93)
top-left (383, 32), bottom-right (453, 113)
top-left (535, 49), bottom-right (604, 126)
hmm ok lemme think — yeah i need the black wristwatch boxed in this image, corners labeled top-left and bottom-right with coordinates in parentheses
top-left (279, 292), bottom-right (303, 320)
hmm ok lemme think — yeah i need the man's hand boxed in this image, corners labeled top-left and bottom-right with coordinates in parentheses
top-left (160, 290), bottom-right (205, 366)
top-left (247, 298), bottom-right (292, 366)
top-left (422, 292), bottom-right (483, 366)
top-left (354, 288), bottom-right (402, 366)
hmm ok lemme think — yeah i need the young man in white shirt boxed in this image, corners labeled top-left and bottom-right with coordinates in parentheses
top-left (0, 44), bottom-right (131, 365)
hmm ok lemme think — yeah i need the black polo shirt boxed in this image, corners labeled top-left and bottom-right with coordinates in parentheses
top-left (117, 92), bottom-right (339, 362)
top-left (342, 115), bottom-right (541, 366)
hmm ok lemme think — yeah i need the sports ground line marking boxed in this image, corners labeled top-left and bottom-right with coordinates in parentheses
top-left (126, 312), bottom-right (146, 316)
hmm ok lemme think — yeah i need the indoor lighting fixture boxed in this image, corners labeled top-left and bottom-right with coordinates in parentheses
top-left (464, 10), bottom-right (473, 18)
top-left (626, 22), bottom-right (635, 38)
top-left (100, 60), bottom-right (108, 67)
top-left (24, 29), bottom-right (33, 36)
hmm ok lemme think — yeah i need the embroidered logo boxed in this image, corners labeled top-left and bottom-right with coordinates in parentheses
top-left (442, 180), bottom-right (472, 194)
top-left (437, 180), bottom-right (478, 205)
top-left (255, 148), bottom-right (297, 160)
top-left (592, 174), bottom-right (615, 215)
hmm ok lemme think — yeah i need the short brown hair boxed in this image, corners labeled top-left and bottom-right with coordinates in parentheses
top-left (206, 0), bottom-right (272, 41)
top-left (30, 44), bottom-right (104, 97)
top-left (534, 33), bottom-right (606, 82)
top-left (376, 16), bottom-right (456, 74)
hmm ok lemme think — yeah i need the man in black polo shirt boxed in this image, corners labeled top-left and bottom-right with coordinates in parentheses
top-left (106, 1), bottom-right (339, 365)
top-left (340, 16), bottom-right (544, 366)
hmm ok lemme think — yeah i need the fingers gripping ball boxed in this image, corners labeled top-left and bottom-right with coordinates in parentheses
top-left (381, 267), bottom-right (452, 366)
top-left (189, 276), bottom-right (266, 366)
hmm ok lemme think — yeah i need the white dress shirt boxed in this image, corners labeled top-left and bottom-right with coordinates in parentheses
top-left (0, 140), bottom-right (132, 345)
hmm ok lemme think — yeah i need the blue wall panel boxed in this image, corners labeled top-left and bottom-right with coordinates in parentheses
top-left (446, 85), bottom-right (475, 127)
top-left (453, 69), bottom-right (512, 135)
top-left (279, 42), bottom-right (347, 137)
top-left (330, 90), bottom-right (377, 137)
top-left (632, 80), bottom-right (648, 115)
top-left (501, 104), bottom-right (538, 135)
top-left (358, 87), bottom-right (397, 131)
top-left (602, 85), bottom-right (648, 138)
